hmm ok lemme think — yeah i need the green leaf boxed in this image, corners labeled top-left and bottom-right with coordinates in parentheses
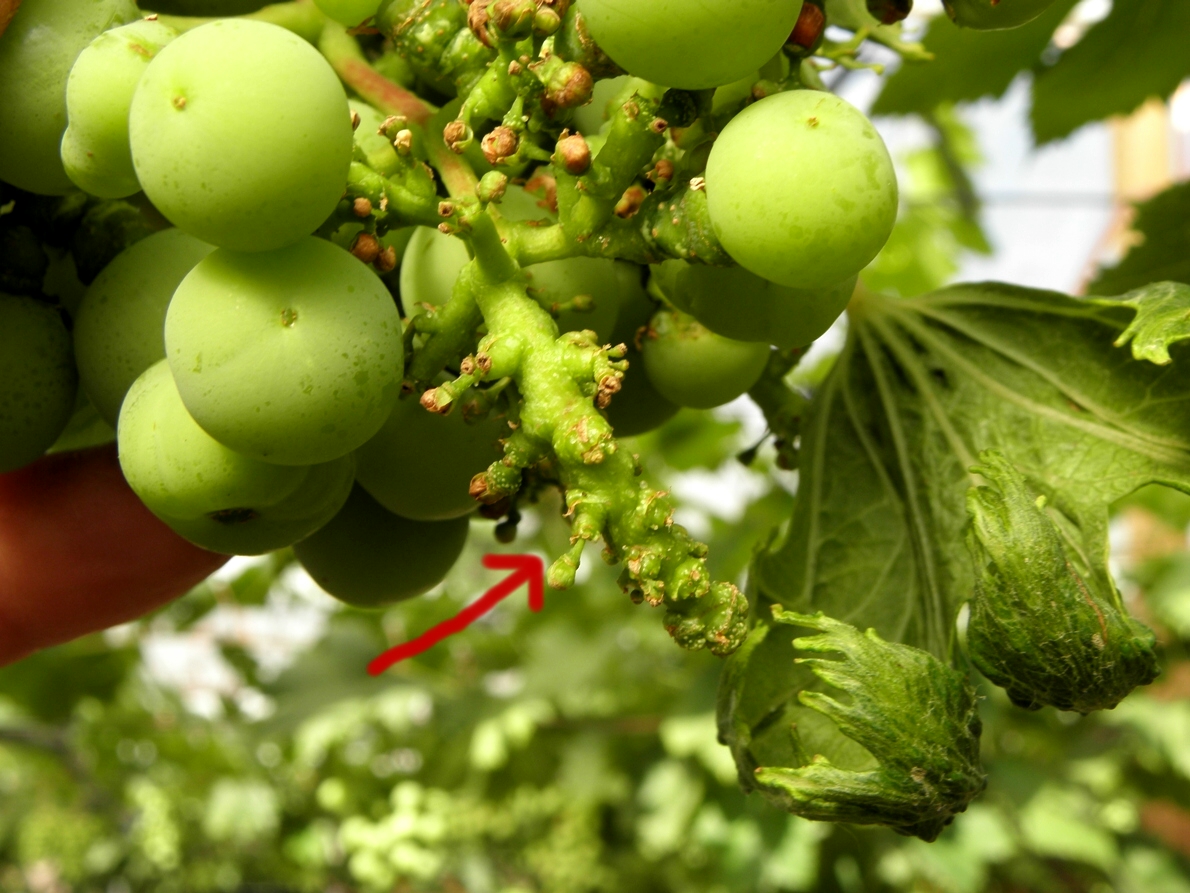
top-left (747, 610), bottom-right (985, 842)
top-left (721, 282), bottom-right (1190, 834)
top-left (965, 450), bottom-right (1158, 714)
top-left (1031, 0), bottom-right (1190, 144)
top-left (1091, 181), bottom-right (1190, 296)
top-left (871, 0), bottom-right (1078, 116)
top-left (1085, 281), bottom-right (1190, 366)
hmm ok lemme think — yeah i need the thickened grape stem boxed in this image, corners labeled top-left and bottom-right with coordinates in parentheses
top-left (445, 208), bottom-right (748, 655)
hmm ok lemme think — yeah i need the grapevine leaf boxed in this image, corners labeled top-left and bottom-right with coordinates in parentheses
top-left (721, 283), bottom-right (1190, 831)
top-left (742, 609), bottom-right (985, 842)
top-left (965, 450), bottom-right (1159, 714)
top-left (1091, 181), bottom-right (1190, 296)
top-left (1031, 0), bottom-right (1190, 144)
top-left (1085, 281), bottom-right (1190, 366)
top-left (871, 0), bottom-right (1078, 117)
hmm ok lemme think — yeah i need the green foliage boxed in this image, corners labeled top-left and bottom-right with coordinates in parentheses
top-left (1092, 181), bottom-right (1190, 295)
top-left (965, 450), bottom-right (1159, 714)
top-left (1031, 0), bottom-right (1190, 143)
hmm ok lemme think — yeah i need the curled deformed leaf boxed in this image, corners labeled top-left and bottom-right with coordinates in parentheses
top-left (965, 450), bottom-right (1160, 714)
top-left (751, 609), bottom-right (985, 843)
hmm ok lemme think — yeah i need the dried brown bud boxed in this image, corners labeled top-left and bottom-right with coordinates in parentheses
top-left (491, 0), bottom-right (536, 37)
top-left (467, 0), bottom-right (493, 46)
top-left (555, 132), bottom-right (591, 174)
top-left (374, 244), bottom-right (397, 274)
top-left (350, 232), bottom-right (381, 264)
top-left (393, 129), bottom-right (414, 156)
top-left (615, 184), bottom-right (647, 219)
top-left (545, 62), bottom-right (594, 110)
top-left (649, 159), bottom-right (675, 184)
top-left (443, 120), bottom-right (470, 154)
top-left (350, 110), bottom-right (361, 131)
top-left (482, 126), bottom-right (520, 165)
top-left (352, 197), bottom-right (373, 218)
top-left (649, 117), bottom-right (669, 135)
top-left (438, 200), bottom-right (456, 218)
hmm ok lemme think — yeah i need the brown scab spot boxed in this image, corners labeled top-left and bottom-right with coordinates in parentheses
top-left (281, 308), bottom-right (299, 327)
top-left (807, 116), bottom-right (819, 128)
top-left (209, 508), bottom-right (260, 525)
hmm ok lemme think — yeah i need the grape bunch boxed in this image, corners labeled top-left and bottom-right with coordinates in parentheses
top-left (0, 0), bottom-right (899, 648)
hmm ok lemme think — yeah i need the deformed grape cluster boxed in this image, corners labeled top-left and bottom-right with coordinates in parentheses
top-left (0, 0), bottom-right (899, 654)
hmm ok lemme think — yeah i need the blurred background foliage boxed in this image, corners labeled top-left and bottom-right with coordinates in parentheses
top-left (6, 0), bottom-right (1190, 890)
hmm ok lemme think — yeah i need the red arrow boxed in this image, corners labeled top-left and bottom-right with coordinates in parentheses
top-left (367, 554), bottom-right (545, 676)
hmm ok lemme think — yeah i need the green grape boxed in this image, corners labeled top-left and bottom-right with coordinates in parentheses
top-left (129, 19), bottom-right (353, 251)
top-left (401, 197), bottom-right (623, 341)
top-left (570, 75), bottom-right (636, 136)
top-left (61, 19), bottom-right (178, 199)
top-left (641, 307), bottom-right (769, 410)
top-left (604, 263), bottom-right (678, 436)
top-left (74, 228), bottom-right (215, 426)
top-left (705, 90), bottom-right (898, 290)
top-left (576, 0), bottom-right (802, 89)
top-left (145, 0), bottom-right (269, 12)
top-left (944, 0), bottom-right (1058, 29)
top-left (118, 360), bottom-right (355, 555)
top-left (166, 237), bottom-right (403, 466)
top-left (294, 484), bottom-right (470, 608)
top-left (0, 0), bottom-right (139, 195)
top-left (656, 260), bottom-right (856, 349)
top-left (0, 294), bottom-right (78, 473)
top-left (314, 0), bottom-right (383, 26)
top-left (355, 394), bottom-right (507, 521)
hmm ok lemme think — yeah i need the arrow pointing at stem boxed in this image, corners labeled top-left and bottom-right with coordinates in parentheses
top-left (367, 553), bottom-right (545, 676)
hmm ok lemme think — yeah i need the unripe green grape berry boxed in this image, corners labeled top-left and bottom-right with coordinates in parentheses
top-left (74, 228), bottom-right (215, 427)
top-left (656, 261), bottom-right (856, 349)
top-left (576, 0), bottom-right (803, 89)
top-left (118, 360), bottom-right (355, 555)
top-left (641, 307), bottom-right (769, 410)
top-left (706, 90), bottom-right (898, 290)
top-left (0, 294), bottom-right (78, 473)
top-left (61, 19), bottom-right (178, 199)
top-left (294, 485), bottom-right (470, 608)
top-left (943, 0), bottom-right (1058, 29)
top-left (604, 263), bottom-right (677, 436)
top-left (399, 225), bottom-right (472, 321)
top-left (129, 19), bottom-right (353, 251)
top-left (355, 395), bottom-right (507, 521)
top-left (314, 0), bottom-right (382, 26)
top-left (0, 0), bottom-right (139, 194)
top-left (165, 237), bottom-right (403, 466)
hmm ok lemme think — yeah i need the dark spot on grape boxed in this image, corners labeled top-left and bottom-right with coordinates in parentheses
top-left (209, 507), bottom-right (259, 525)
top-left (807, 117), bottom-right (819, 128)
top-left (172, 95), bottom-right (187, 111)
top-left (281, 308), bottom-right (299, 327)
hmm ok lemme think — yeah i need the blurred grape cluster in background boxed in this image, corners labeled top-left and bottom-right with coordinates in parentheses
top-left (5, 0), bottom-right (1190, 890)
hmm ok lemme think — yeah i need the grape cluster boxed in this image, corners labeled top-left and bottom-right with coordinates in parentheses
top-left (0, 0), bottom-right (899, 645)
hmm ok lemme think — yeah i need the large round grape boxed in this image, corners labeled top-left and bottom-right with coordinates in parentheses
top-left (355, 395), bottom-right (507, 521)
top-left (74, 229), bottom-right (214, 426)
top-left (657, 261), bottom-right (856, 349)
top-left (128, 19), bottom-right (353, 251)
top-left (294, 485), bottom-right (470, 608)
top-left (165, 237), bottom-right (403, 466)
top-left (118, 360), bottom-right (355, 555)
top-left (705, 90), bottom-right (898, 290)
top-left (0, 0), bottom-right (139, 194)
top-left (577, 0), bottom-right (802, 89)
top-left (642, 308), bottom-right (769, 410)
top-left (61, 19), bottom-right (178, 199)
top-left (944, 0), bottom-right (1058, 29)
top-left (401, 216), bottom-right (623, 341)
top-left (314, 0), bottom-right (383, 27)
top-left (0, 295), bottom-right (78, 473)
